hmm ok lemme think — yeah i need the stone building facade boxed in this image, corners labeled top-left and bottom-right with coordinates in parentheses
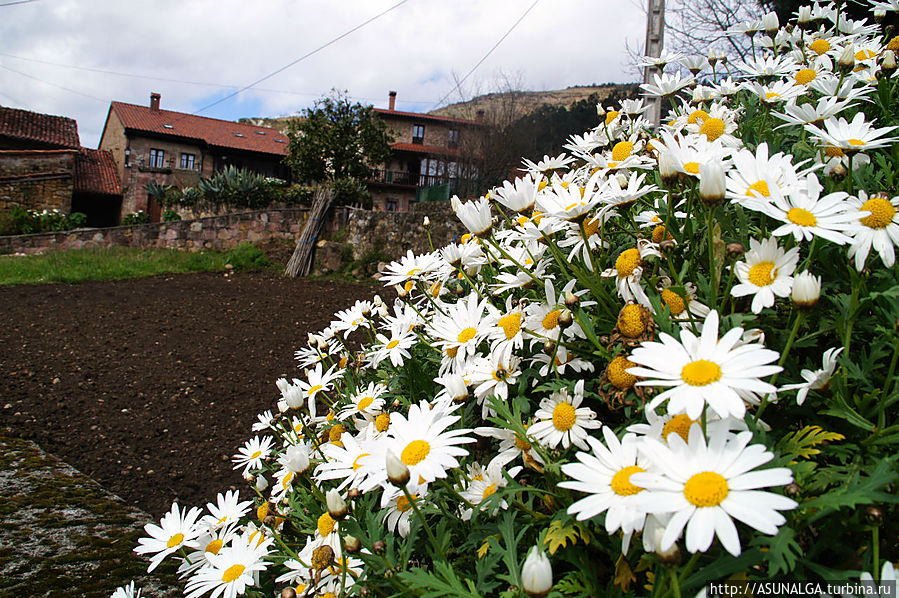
top-left (0, 150), bottom-right (75, 213)
top-left (99, 93), bottom-right (291, 222)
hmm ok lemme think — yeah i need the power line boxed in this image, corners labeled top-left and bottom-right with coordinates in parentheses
top-left (431, 0), bottom-right (541, 110)
top-left (0, 0), bottom-right (39, 7)
top-left (0, 63), bottom-right (107, 103)
top-left (193, 0), bottom-right (413, 115)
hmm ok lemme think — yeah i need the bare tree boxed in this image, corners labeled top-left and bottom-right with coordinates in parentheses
top-left (665, 0), bottom-right (764, 63)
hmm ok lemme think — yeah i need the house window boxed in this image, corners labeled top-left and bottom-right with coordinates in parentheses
top-left (180, 153), bottom-right (196, 170)
top-left (385, 198), bottom-right (398, 211)
top-left (149, 148), bottom-right (165, 168)
top-left (412, 124), bottom-right (425, 144)
top-left (448, 128), bottom-right (459, 148)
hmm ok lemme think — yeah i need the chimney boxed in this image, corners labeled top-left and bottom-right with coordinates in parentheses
top-left (388, 90), bottom-right (397, 111)
top-left (150, 93), bottom-right (161, 111)
top-left (476, 109), bottom-right (485, 122)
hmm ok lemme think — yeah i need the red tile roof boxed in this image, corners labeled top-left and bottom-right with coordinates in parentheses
top-left (0, 106), bottom-right (81, 149)
top-left (374, 108), bottom-right (481, 126)
top-left (109, 102), bottom-right (289, 156)
top-left (74, 148), bottom-right (121, 196)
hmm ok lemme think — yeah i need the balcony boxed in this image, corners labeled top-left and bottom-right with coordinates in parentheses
top-left (370, 169), bottom-right (467, 189)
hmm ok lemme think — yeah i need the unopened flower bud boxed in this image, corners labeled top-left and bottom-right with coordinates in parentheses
top-left (784, 482), bottom-right (801, 498)
top-left (344, 535), bottom-right (362, 553)
top-left (791, 271), bottom-right (822, 308)
top-left (543, 340), bottom-right (556, 355)
top-left (521, 546), bottom-right (553, 598)
top-left (830, 163), bottom-right (847, 180)
top-left (699, 162), bottom-right (726, 205)
top-left (838, 45), bottom-right (856, 74)
top-left (326, 489), bottom-right (348, 520)
top-left (385, 449), bottom-right (410, 487)
top-left (423, 216), bottom-right (431, 227)
top-left (564, 290), bottom-right (580, 309)
top-left (881, 50), bottom-right (896, 78)
top-left (347, 488), bottom-right (362, 501)
top-left (761, 11), bottom-right (779, 36)
top-left (285, 445), bottom-right (310, 474)
top-left (726, 242), bottom-right (745, 258)
top-left (255, 475), bottom-right (269, 492)
top-left (875, 8), bottom-right (887, 21)
top-left (797, 5), bottom-right (811, 28)
top-left (557, 309), bottom-right (574, 329)
top-left (281, 588), bottom-right (298, 598)
top-left (866, 506), bottom-right (884, 525)
top-left (658, 153), bottom-right (679, 185)
top-left (596, 104), bottom-right (606, 117)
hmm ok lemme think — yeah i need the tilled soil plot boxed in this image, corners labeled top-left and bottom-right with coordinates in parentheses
top-left (0, 271), bottom-right (379, 517)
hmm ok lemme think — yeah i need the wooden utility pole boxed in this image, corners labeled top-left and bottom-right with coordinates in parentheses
top-left (643, 0), bottom-right (666, 129)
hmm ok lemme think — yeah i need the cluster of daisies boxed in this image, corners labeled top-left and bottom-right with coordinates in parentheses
top-left (123, 1), bottom-right (899, 596)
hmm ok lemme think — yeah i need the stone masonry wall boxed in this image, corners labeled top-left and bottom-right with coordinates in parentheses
top-left (0, 150), bottom-right (75, 213)
top-left (0, 208), bottom-right (309, 255)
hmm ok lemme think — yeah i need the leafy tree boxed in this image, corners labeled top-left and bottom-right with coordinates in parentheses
top-left (285, 90), bottom-right (394, 186)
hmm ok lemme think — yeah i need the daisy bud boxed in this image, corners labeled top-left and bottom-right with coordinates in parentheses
top-left (761, 11), bottom-right (779, 36)
top-left (423, 216), bottom-right (431, 227)
top-left (557, 309), bottom-right (574, 329)
top-left (326, 489), bottom-right (348, 520)
top-left (280, 588), bottom-right (297, 598)
top-left (564, 290), bottom-right (580, 309)
top-left (596, 104), bottom-right (606, 117)
top-left (784, 482), bottom-right (801, 498)
top-left (726, 242), bottom-right (745, 258)
top-left (698, 162), bottom-right (726, 205)
top-left (285, 445), bottom-right (310, 474)
top-left (830, 163), bottom-right (847, 181)
top-left (875, 8), bottom-right (887, 22)
top-left (543, 340), bottom-right (556, 355)
top-left (837, 45), bottom-right (855, 74)
top-left (658, 153), bottom-right (679, 185)
top-left (791, 271), bottom-right (822, 309)
top-left (255, 474), bottom-right (269, 492)
top-left (866, 506), bottom-right (884, 525)
top-left (385, 449), bottom-right (410, 487)
top-left (373, 540), bottom-right (386, 554)
top-left (881, 50), bottom-right (896, 78)
top-left (521, 546), bottom-right (553, 598)
top-left (797, 5), bottom-right (811, 29)
top-left (347, 487), bottom-right (361, 500)
top-left (344, 534), bottom-right (362, 553)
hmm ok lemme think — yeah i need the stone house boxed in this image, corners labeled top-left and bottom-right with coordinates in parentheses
top-left (98, 93), bottom-right (291, 222)
top-left (369, 91), bottom-right (483, 212)
top-left (0, 105), bottom-right (121, 224)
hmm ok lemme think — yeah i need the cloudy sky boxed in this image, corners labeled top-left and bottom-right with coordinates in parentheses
top-left (0, 0), bottom-right (645, 148)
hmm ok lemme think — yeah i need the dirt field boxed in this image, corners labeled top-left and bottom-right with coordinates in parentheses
top-left (0, 270), bottom-right (380, 516)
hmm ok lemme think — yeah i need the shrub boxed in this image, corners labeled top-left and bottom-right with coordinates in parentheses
top-left (0, 207), bottom-right (89, 236)
top-left (121, 211), bottom-right (149, 226)
top-left (161, 210), bottom-right (181, 222)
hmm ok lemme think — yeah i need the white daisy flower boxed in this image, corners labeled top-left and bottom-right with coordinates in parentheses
top-left (560, 427), bottom-right (653, 551)
top-left (380, 481), bottom-right (429, 537)
top-left (725, 142), bottom-right (804, 204)
top-left (520, 153), bottom-right (575, 176)
top-left (184, 531), bottom-right (272, 598)
top-left (135, 502), bottom-right (203, 572)
top-left (527, 380), bottom-right (601, 450)
top-left (428, 292), bottom-right (497, 372)
top-left (731, 236), bottom-right (801, 314)
top-left (805, 112), bottom-right (899, 153)
top-left (459, 455), bottom-right (522, 520)
top-left (465, 352), bottom-right (521, 417)
top-left (368, 324), bottom-right (416, 368)
top-left (627, 310), bottom-right (782, 420)
top-left (492, 175), bottom-right (540, 213)
top-left (452, 194), bottom-right (493, 236)
top-left (315, 430), bottom-right (380, 492)
top-left (632, 424), bottom-right (797, 556)
top-left (232, 435), bottom-right (274, 476)
top-left (111, 581), bottom-right (142, 598)
top-left (756, 174), bottom-right (861, 245)
top-left (339, 382), bottom-right (388, 421)
top-left (202, 490), bottom-right (252, 530)
top-left (845, 191), bottom-right (899, 270)
top-left (779, 347), bottom-right (843, 405)
top-left (641, 71), bottom-right (695, 98)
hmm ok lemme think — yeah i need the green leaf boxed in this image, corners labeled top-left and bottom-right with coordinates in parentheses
top-left (752, 526), bottom-right (803, 576)
top-left (775, 425), bottom-right (845, 462)
top-left (398, 561), bottom-right (482, 598)
top-left (800, 458), bottom-right (899, 521)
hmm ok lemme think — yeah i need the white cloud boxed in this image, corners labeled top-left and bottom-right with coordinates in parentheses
top-left (0, 0), bottom-right (645, 147)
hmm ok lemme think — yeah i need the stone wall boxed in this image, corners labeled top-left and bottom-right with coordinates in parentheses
top-left (0, 150), bottom-right (75, 213)
top-left (0, 207), bottom-right (309, 255)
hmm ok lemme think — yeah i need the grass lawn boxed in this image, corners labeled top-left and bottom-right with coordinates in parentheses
top-left (0, 244), bottom-right (273, 285)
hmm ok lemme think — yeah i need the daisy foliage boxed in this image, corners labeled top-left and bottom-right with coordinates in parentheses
top-left (130, 3), bottom-right (898, 596)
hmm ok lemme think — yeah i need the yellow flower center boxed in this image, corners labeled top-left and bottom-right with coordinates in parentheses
top-left (584, 216), bottom-right (602, 238)
top-left (746, 180), bottom-right (770, 197)
top-left (687, 109), bottom-right (710, 125)
top-left (662, 414), bottom-right (697, 443)
top-left (482, 484), bottom-right (498, 500)
top-left (809, 39), bottom-right (831, 55)
top-left (699, 118), bottom-right (725, 141)
top-left (765, 92), bottom-right (780, 100)
top-left (401, 440), bottom-right (431, 465)
top-left (825, 146), bottom-right (845, 158)
top-left (617, 304), bottom-right (646, 338)
top-left (684, 471), bottom-right (729, 507)
top-left (652, 224), bottom-right (671, 243)
top-left (385, 340), bottom-right (399, 350)
top-left (552, 402), bottom-right (577, 431)
top-left (794, 68), bottom-right (817, 85)
top-left (889, 35), bottom-right (899, 52)
top-left (605, 110), bottom-right (620, 126)
top-left (612, 141), bottom-right (634, 162)
top-left (329, 424), bottom-right (347, 442)
top-left (542, 309), bottom-right (561, 330)
top-left (856, 48), bottom-right (876, 60)
top-left (498, 312), bottom-right (523, 340)
top-left (615, 248), bottom-right (642, 277)
top-left (610, 465), bottom-right (645, 496)
top-left (357, 396), bottom-right (374, 411)
top-left (222, 564), bottom-right (245, 583)
top-left (446, 346), bottom-right (459, 358)
top-left (375, 413), bottom-right (391, 432)
top-left (403, 280), bottom-right (415, 293)
top-left (860, 197), bottom-right (896, 229)
top-left (680, 359), bottom-right (722, 386)
top-left (352, 453), bottom-right (370, 470)
top-left (748, 261), bottom-right (777, 286)
top-left (607, 355), bottom-right (638, 389)
top-left (281, 471), bottom-right (294, 490)
top-left (661, 288), bottom-right (687, 315)
top-left (307, 384), bottom-right (323, 397)
top-left (406, 268), bottom-right (421, 277)
top-left (683, 162), bottom-right (700, 175)
top-left (257, 502), bottom-right (269, 521)
top-left (848, 139), bottom-right (866, 146)
top-left (205, 538), bottom-right (224, 554)
top-left (249, 450), bottom-right (262, 460)
top-left (166, 533), bottom-right (184, 549)
top-left (457, 327), bottom-right (477, 344)
top-left (317, 512), bottom-right (337, 537)
top-left (787, 207), bottom-right (817, 227)
top-left (514, 434), bottom-right (532, 451)
top-left (396, 493), bottom-right (418, 512)
top-left (430, 282), bottom-right (442, 297)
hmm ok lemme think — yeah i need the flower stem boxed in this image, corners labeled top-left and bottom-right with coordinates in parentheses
top-left (669, 565), bottom-right (683, 598)
top-left (755, 311), bottom-right (804, 423)
top-left (873, 526), bottom-right (880, 582)
top-left (401, 484), bottom-right (445, 560)
top-left (881, 336), bottom-right (899, 429)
